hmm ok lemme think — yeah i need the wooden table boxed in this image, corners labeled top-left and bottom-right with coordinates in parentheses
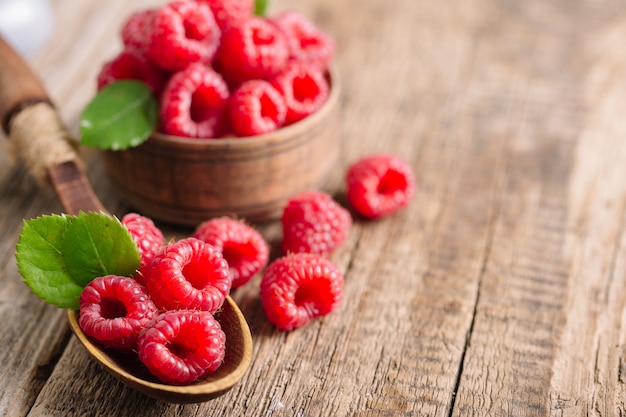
top-left (2, 0), bottom-right (626, 415)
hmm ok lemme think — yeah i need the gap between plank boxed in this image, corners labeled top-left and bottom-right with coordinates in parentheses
top-left (446, 215), bottom-right (496, 417)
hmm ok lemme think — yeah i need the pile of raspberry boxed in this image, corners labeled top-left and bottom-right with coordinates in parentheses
top-left (78, 210), bottom-right (349, 385)
top-left (97, 0), bottom-right (335, 138)
top-left (79, 214), bottom-right (271, 385)
top-left (78, 153), bottom-right (415, 385)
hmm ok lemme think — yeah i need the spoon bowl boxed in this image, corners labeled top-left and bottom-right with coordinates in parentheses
top-left (68, 296), bottom-right (252, 403)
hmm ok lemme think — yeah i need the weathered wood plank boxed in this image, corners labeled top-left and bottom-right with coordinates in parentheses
top-left (1, 0), bottom-right (626, 416)
top-left (547, 4), bottom-right (626, 416)
top-left (451, 1), bottom-right (626, 416)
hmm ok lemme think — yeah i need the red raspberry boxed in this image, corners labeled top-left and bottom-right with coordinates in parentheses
top-left (96, 48), bottom-right (168, 95)
top-left (194, 0), bottom-right (253, 32)
top-left (270, 11), bottom-right (335, 70)
top-left (271, 63), bottom-right (329, 125)
top-left (260, 253), bottom-right (344, 330)
top-left (138, 309), bottom-right (225, 385)
top-left (79, 275), bottom-right (158, 352)
top-left (122, 213), bottom-right (164, 286)
top-left (281, 190), bottom-right (351, 257)
top-left (217, 16), bottom-right (289, 87)
top-left (346, 154), bottom-right (416, 219)
top-left (229, 80), bottom-right (287, 136)
top-left (193, 217), bottom-right (269, 288)
top-left (147, 1), bottom-right (221, 72)
top-left (144, 238), bottom-right (231, 312)
top-left (121, 8), bottom-right (157, 52)
top-left (159, 63), bottom-right (230, 138)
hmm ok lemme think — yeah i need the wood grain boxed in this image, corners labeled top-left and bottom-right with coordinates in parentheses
top-left (1, 0), bottom-right (626, 416)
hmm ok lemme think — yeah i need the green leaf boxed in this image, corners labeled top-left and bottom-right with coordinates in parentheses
top-left (255, 0), bottom-right (269, 16)
top-left (16, 214), bottom-right (79, 309)
top-left (16, 212), bottom-right (141, 310)
top-left (80, 80), bottom-right (158, 151)
top-left (62, 212), bottom-right (140, 287)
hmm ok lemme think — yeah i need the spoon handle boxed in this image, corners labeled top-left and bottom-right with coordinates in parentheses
top-left (0, 36), bottom-right (106, 215)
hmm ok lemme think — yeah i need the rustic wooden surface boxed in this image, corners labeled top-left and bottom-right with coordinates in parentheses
top-left (2, 0), bottom-right (626, 416)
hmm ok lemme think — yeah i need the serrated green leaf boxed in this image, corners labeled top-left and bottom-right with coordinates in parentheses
top-left (80, 80), bottom-right (158, 151)
top-left (255, 0), bottom-right (269, 16)
top-left (15, 212), bottom-right (141, 310)
top-left (62, 212), bottom-right (140, 286)
top-left (16, 214), bottom-right (81, 309)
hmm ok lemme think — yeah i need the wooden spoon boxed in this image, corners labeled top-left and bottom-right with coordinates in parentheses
top-left (0, 36), bottom-right (252, 403)
top-left (68, 296), bottom-right (252, 403)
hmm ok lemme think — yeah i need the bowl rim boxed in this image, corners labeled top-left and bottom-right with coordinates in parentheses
top-left (148, 66), bottom-right (340, 149)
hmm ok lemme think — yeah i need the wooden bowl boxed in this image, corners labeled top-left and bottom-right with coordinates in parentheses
top-left (100, 70), bottom-right (340, 226)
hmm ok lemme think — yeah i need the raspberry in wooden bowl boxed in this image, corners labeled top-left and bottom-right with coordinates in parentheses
top-left (87, 3), bottom-right (339, 226)
top-left (99, 68), bottom-right (339, 226)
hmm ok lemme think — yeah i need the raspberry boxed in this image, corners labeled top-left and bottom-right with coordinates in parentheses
top-left (138, 309), bottom-right (225, 385)
top-left (229, 80), bottom-right (287, 136)
top-left (216, 16), bottom-right (289, 87)
top-left (121, 8), bottom-right (157, 52)
top-left (96, 48), bottom-right (168, 95)
top-left (159, 63), bottom-right (230, 138)
top-left (260, 253), bottom-right (344, 330)
top-left (270, 11), bottom-right (335, 70)
top-left (79, 275), bottom-right (158, 352)
top-left (147, 1), bottom-right (221, 72)
top-left (194, 0), bottom-right (253, 32)
top-left (281, 191), bottom-right (351, 257)
top-left (346, 154), bottom-right (416, 219)
top-left (271, 63), bottom-right (329, 125)
top-left (144, 238), bottom-right (231, 312)
top-left (122, 213), bottom-right (164, 286)
top-left (193, 217), bottom-right (269, 288)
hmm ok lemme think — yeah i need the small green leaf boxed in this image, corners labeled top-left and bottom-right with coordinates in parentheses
top-left (255, 0), bottom-right (269, 16)
top-left (16, 212), bottom-right (141, 310)
top-left (80, 80), bottom-right (158, 151)
top-left (16, 214), bottom-right (79, 309)
top-left (62, 212), bottom-right (140, 287)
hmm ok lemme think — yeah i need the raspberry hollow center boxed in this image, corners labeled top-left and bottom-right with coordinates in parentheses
top-left (169, 340), bottom-right (195, 359)
top-left (378, 170), bottom-right (408, 195)
top-left (183, 20), bottom-right (203, 41)
top-left (294, 279), bottom-right (334, 316)
top-left (100, 298), bottom-right (128, 319)
top-left (293, 74), bottom-right (320, 102)
top-left (169, 327), bottom-right (199, 359)
top-left (252, 27), bottom-right (275, 46)
top-left (222, 244), bottom-right (245, 270)
top-left (182, 261), bottom-right (208, 289)
top-left (190, 87), bottom-right (222, 122)
top-left (260, 93), bottom-right (281, 120)
top-left (299, 35), bottom-right (321, 48)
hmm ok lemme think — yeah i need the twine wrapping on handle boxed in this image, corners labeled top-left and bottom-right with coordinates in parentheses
top-left (4, 102), bottom-right (81, 185)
